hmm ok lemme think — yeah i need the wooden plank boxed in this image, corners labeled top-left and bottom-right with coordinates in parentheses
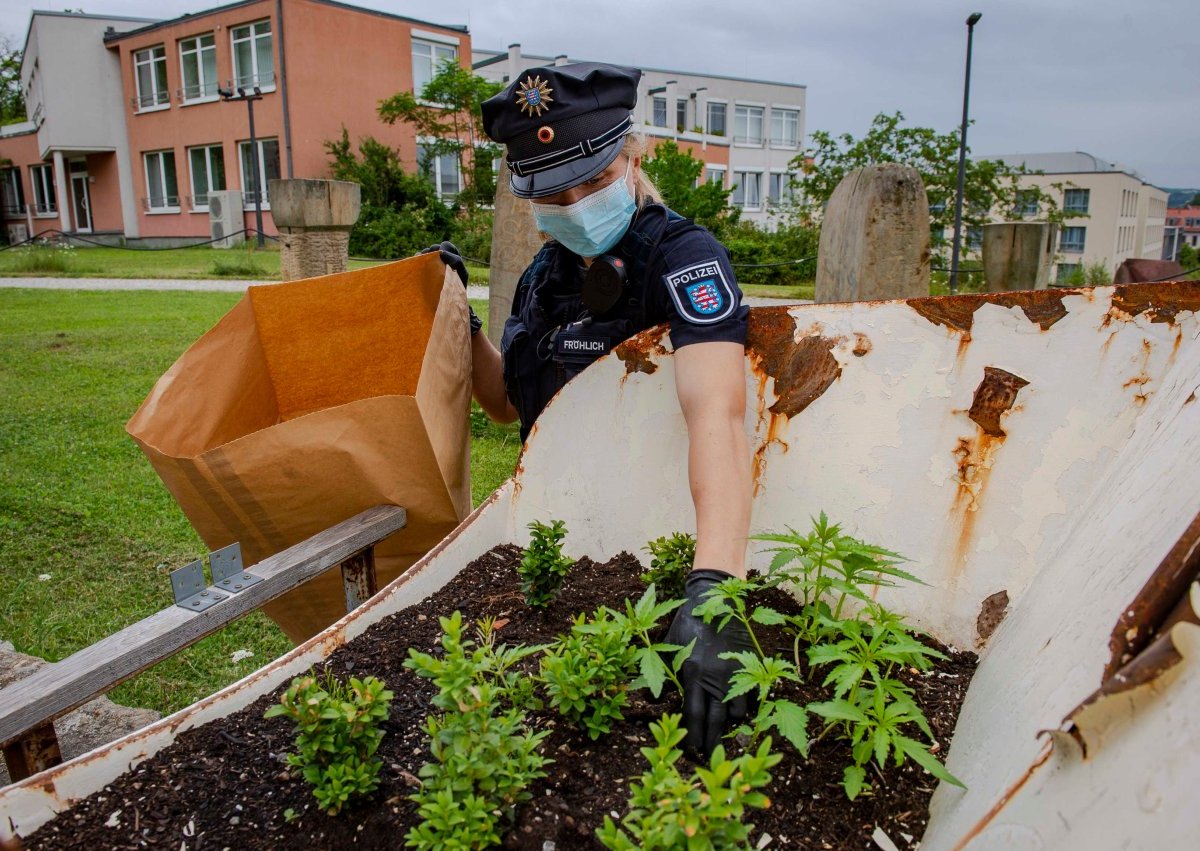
top-left (0, 505), bottom-right (406, 748)
top-left (340, 547), bottom-right (378, 612)
top-left (2, 721), bottom-right (61, 782)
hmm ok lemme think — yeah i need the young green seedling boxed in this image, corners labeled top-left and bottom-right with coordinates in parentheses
top-left (641, 532), bottom-right (696, 600)
top-left (519, 519), bottom-right (575, 607)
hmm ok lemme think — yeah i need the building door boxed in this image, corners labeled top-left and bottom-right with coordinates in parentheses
top-left (69, 161), bottom-right (92, 233)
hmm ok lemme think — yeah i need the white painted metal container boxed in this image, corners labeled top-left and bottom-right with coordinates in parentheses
top-left (3, 283), bottom-right (1199, 848)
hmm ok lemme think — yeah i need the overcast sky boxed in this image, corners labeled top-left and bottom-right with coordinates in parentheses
top-left (4, 0), bottom-right (1197, 188)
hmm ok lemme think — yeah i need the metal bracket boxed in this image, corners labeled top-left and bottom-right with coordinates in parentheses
top-left (170, 560), bottom-right (230, 612)
top-left (210, 542), bottom-right (263, 594)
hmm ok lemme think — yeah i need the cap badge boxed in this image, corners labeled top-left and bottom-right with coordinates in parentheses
top-left (516, 75), bottom-right (554, 117)
top-left (537, 126), bottom-right (555, 144)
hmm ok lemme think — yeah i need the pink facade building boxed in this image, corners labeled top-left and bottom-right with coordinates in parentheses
top-left (0, 2), bottom-right (471, 245)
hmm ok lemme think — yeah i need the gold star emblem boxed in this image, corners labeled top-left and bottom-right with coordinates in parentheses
top-left (515, 75), bottom-right (554, 118)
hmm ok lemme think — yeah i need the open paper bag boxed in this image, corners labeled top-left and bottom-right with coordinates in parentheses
top-left (127, 254), bottom-right (472, 641)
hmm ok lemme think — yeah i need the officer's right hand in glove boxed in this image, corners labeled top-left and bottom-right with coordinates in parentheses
top-left (419, 241), bottom-right (481, 336)
top-left (665, 569), bottom-right (755, 758)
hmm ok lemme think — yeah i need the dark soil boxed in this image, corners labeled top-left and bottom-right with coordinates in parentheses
top-left (26, 546), bottom-right (976, 850)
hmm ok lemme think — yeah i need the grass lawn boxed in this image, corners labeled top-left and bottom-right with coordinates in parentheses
top-left (0, 244), bottom-right (491, 286)
top-left (0, 289), bottom-right (516, 716)
top-left (741, 282), bottom-right (815, 301)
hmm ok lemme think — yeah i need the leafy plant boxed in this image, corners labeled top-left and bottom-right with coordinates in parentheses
top-left (404, 613), bottom-right (549, 849)
top-left (597, 713), bottom-right (780, 850)
top-left (518, 519), bottom-right (574, 607)
top-left (641, 532), bottom-right (695, 600)
top-left (721, 650), bottom-right (810, 755)
top-left (264, 671), bottom-right (394, 815)
top-left (615, 584), bottom-right (691, 699)
top-left (541, 608), bottom-right (637, 739)
top-left (753, 512), bottom-right (921, 652)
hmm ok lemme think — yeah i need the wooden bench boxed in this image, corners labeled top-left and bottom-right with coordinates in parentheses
top-left (0, 504), bottom-right (406, 783)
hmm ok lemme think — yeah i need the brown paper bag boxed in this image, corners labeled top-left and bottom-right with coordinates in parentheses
top-left (127, 254), bottom-right (472, 641)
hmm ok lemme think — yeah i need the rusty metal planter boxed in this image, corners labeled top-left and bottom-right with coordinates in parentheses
top-left (2, 283), bottom-right (1199, 849)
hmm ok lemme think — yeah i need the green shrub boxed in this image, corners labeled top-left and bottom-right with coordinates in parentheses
top-left (7, 244), bottom-right (75, 274)
top-left (541, 609), bottom-right (637, 739)
top-left (405, 613), bottom-right (549, 850)
top-left (722, 220), bottom-right (819, 288)
top-left (597, 713), bottom-right (780, 850)
top-left (518, 519), bottom-right (574, 607)
top-left (264, 671), bottom-right (394, 815)
top-left (641, 532), bottom-right (695, 599)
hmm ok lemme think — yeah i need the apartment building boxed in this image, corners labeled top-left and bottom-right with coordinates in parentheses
top-left (0, 2), bottom-right (470, 244)
top-left (1164, 206), bottom-right (1200, 259)
top-left (473, 46), bottom-right (806, 225)
top-left (982, 151), bottom-right (1169, 282)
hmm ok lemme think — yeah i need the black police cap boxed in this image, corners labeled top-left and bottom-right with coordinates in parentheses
top-left (481, 62), bottom-right (642, 199)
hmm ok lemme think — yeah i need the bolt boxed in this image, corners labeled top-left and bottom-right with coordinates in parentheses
top-left (234, 583), bottom-right (243, 589)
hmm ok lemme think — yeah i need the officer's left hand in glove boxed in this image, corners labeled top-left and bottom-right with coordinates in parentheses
top-left (665, 569), bottom-right (755, 758)
top-left (419, 241), bottom-right (481, 336)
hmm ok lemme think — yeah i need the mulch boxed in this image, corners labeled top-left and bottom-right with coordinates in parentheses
top-left (25, 545), bottom-right (976, 850)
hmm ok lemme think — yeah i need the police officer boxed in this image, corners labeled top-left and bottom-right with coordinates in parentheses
top-left (437, 62), bottom-right (754, 757)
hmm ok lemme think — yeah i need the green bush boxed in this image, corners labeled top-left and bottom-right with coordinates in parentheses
top-left (540, 609), bottom-right (638, 739)
top-left (641, 532), bottom-right (695, 600)
top-left (264, 671), bottom-right (394, 815)
top-left (519, 519), bottom-right (574, 607)
top-left (723, 220), bottom-right (819, 288)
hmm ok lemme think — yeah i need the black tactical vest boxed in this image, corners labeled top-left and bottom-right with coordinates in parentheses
top-left (500, 203), bottom-right (700, 441)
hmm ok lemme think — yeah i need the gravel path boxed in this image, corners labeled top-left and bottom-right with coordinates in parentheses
top-left (0, 277), bottom-right (799, 306)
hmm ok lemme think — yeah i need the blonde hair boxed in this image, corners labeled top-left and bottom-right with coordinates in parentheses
top-left (622, 133), bottom-right (663, 210)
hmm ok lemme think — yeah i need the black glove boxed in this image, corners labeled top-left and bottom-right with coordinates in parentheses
top-left (665, 569), bottom-right (755, 758)
top-left (421, 241), bottom-right (481, 336)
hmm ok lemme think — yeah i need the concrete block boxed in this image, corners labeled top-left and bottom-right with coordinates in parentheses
top-left (982, 222), bottom-right (1057, 291)
top-left (487, 161), bottom-right (544, 348)
top-left (815, 163), bottom-right (930, 303)
top-left (267, 179), bottom-right (362, 281)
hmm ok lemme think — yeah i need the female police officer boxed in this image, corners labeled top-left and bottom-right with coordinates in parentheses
top-left (441, 62), bottom-right (753, 757)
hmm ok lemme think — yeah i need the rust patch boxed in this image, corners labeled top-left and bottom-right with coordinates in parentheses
top-left (1104, 508), bottom-right (1200, 681)
top-left (614, 325), bottom-right (669, 376)
top-left (968, 367), bottom-right (1030, 438)
top-left (976, 590), bottom-right (1010, 645)
top-left (907, 288), bottom-right (1074, 334)
top-left (1110, 281), bottom-right (1200, 324)
top-left (950, 741), bottom-right (1054, 851)
top-left (950, 432), bottom-right (1004, 577)
top-left (746, 309), bottom-right (841, 418)
top-left (851, 333), bottom-right (872, 357)
top-left (1186, 391), bottom-right (1196, 405)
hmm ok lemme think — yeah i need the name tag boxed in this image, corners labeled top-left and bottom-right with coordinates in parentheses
top-left (554, 332), bottom-right (613, 364)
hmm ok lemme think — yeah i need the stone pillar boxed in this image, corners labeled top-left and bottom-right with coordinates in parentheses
top-left (52, 150), bottom-right (71, 235)
top-left (487, 161), bottom-right (544, 348)
top-left (982, 222), bottom-right (1058, 291)
top-left (267, 179), bottom-right (361, 281)
top-left (815, 163), bottom-right (930, 303)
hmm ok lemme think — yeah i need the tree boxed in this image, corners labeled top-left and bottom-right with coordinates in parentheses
top-left (641, 139), bottom-right (737, 236)
top-left (377, 60), bottom-right (503, 211)
top-left (324, 129), bottom-right (455, 259)
top-left (789, 112), bottom-right (1073, 260)
top-left (1, 35), bottom-right (26, 125)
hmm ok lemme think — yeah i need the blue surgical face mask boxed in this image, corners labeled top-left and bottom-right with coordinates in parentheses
top-left (531, 161), bottom-right (636, 257)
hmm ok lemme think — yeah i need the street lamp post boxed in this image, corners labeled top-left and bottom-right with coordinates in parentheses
top-left (949, 12), bottom-right (982, 295)
top-left (218, 86), bottom-right (265, 247)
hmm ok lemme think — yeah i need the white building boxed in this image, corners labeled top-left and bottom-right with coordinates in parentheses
top-left (983, 151), bottom-right (1169, 282)
top-left (473, 46), bottom-right (806, 226)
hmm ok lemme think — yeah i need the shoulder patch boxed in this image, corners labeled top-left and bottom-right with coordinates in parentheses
top-left (664, 258), bottom-right (736, 324)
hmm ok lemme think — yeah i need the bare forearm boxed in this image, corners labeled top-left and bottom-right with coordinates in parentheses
top-left (471, 333), bottom-right (518, 423)
top-left (674, 342), bottom-right (752, 577)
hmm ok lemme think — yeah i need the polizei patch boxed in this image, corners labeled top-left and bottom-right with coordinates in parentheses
top-left (665, 259), bottom-right (735, 324)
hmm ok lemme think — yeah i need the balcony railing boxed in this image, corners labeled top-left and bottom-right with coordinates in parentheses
top-left (142, 196), bottom-right (180, 212)
top-left (178, 82), bottom-right (220, 102)
top-left (2, 203), bottom-right (27, 217)
top-left (227, 71), bottom-right (276, 91)
top-left (131, 90), bottom-right (170, 110)
top-left (242, 190), bottom-right (269, 206)
top-left (32, 202), bottom-right (57, 216)
top-left (732, 135), bottom-right (764, 147)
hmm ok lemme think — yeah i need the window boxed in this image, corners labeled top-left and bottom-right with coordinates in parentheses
top-left (231, 20), bottom-right (274, 89)
top-left (706, 101), bottom-right (726, 136)
top-left (770, 108), bottom-right (799, 147)
top-left (238, 138), bottom-right (280, 206)
top-left (411, 37), bottom-right (456, 96)
top-left (1056, 263), bottom-right (1080, 283)
top-left (1063, 188), bottom-right (1089, 214)
top-left (179, 33), bottom-right (218, 101)
top-left (733, 105), bottom-right (764, 145)
top-left (967, 226), bottom-right (983, 251)
top-left (30, 163), bottom-right (55, 215)
top-left (143, 150), bottom-right (179, 211)
top-left (134, 45), bottom-right (169, 110)
top-left (2, 168), bottom-right (24, 215)
top-left (416, 143), bottom-right (461, 200)
top-left (768, 172), bottom-right (794, 205)
top-left (731, 171), bottom-right (761, 209)
top-left (188, 144), bottom-right (226, 209)
top-left (1014, 190), bottom-right (1039, 217)
top-left (1060, 226), bottom-right (1086, 253)
top-left (676, 99), bottom-right (687, 133)
top-left (704, 166), bottom-right (726, 187)
top-left (652, 96), bottom-right (667, 128)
